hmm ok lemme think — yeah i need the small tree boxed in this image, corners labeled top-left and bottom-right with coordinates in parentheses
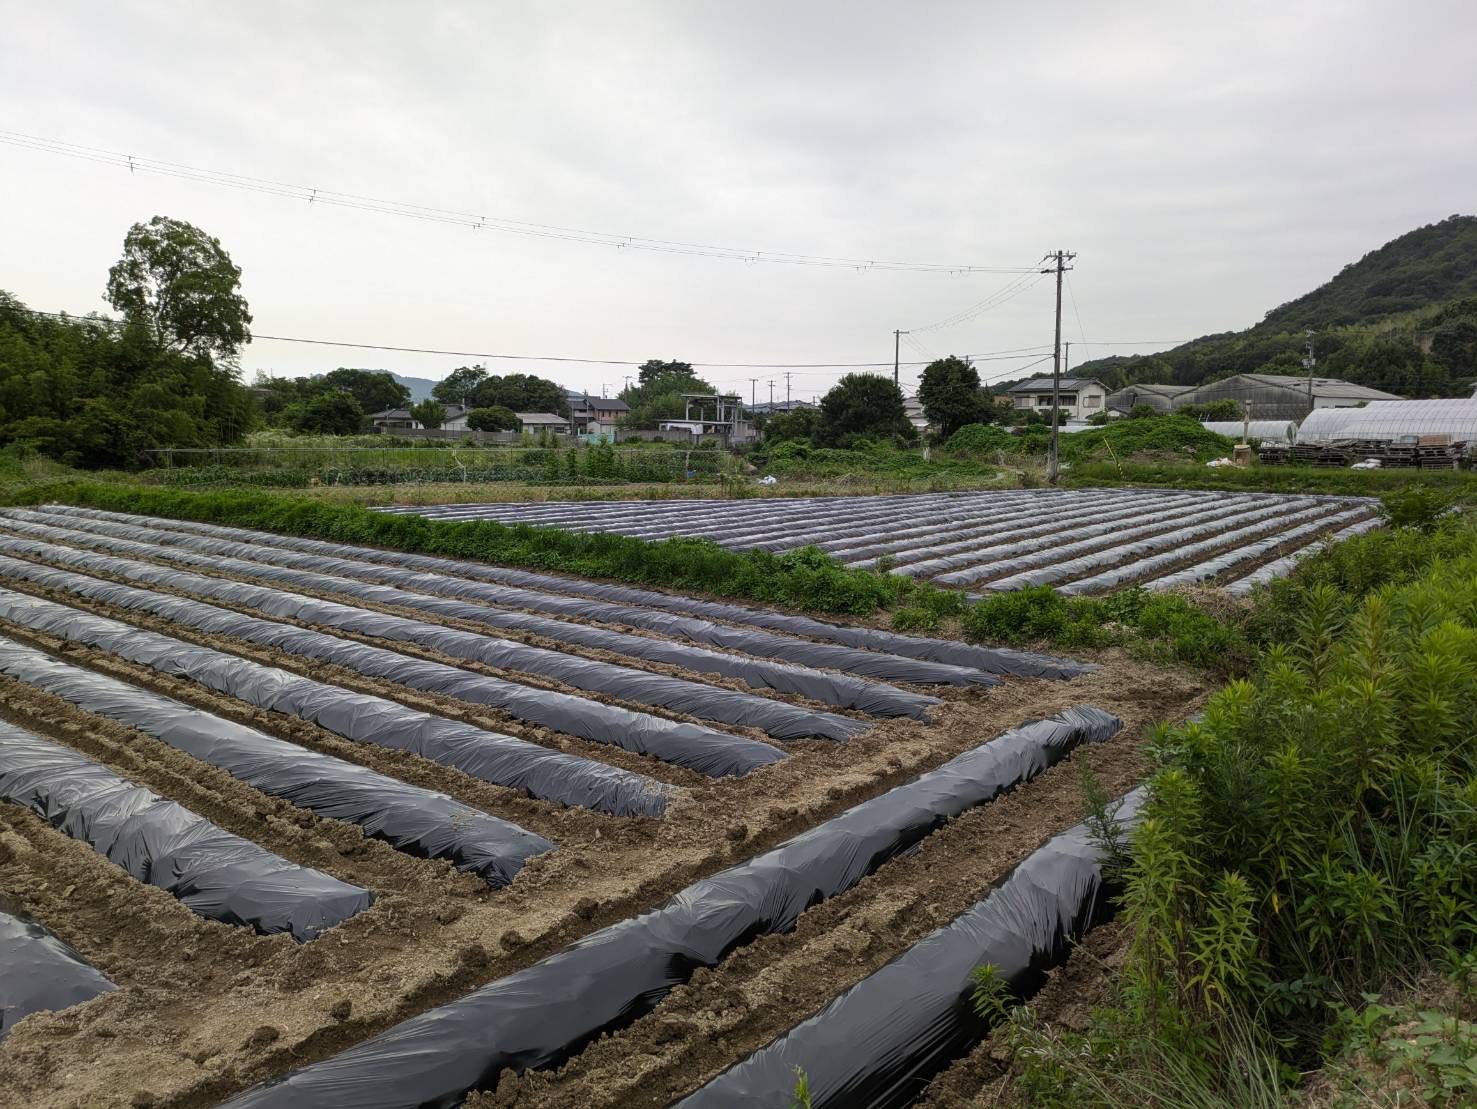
top-left (410, 399), bottom-right (446, 429)
top-left (917, 355), bottom-right (984, 437)
top-left (466, 405), bottom-right (519, 431)
top-left (106, 216), bottom-right (252, 362)
top-left (818, 374), bottom-right (912, 446)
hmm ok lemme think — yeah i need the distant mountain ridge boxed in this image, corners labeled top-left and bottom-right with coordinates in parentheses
top-left (1069, 215), bottom-right (1477, 399)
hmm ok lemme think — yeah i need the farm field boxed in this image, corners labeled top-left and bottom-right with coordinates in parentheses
top-left (0, 505), bottom-right (1210, 1107)
top-left (379, 487), bottom-right (1383, 595)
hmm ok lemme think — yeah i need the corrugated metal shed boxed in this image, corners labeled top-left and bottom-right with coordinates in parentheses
top-left (1297, 399), bottom-right (1477, 446)
top-left (1178, 374), bottom-right (1400, 419)
top-left (1105, 383), bottom-right (1192, 414)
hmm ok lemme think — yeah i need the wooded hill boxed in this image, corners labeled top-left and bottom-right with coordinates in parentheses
top-left (1070, 215), bottom-right (1477, 398)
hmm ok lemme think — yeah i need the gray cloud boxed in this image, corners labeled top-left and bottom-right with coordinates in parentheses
top-left (3, 0), bottom-right (1474, 398)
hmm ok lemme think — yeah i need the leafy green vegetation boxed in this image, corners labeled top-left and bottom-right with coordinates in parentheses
top-left (0, 217), bottom-right (257, 467)
top-left (1070, 216), bottom-right (1477, 397)
top-left (999, 511), bottom-right (1477, 1106)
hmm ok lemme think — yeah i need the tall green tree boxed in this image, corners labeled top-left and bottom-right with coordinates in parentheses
top-left (619, 360), bottom-right (715, 429)
top-left (817, 374), bottom-right (913, 446)
top-left (432, 364), bottom-right (488, 406)
top-left (470, 373), bottom-right (567, 415)
top-left (106, 216), bottom-right (252, 362)
top-left (917, 356), bottom-right (984, 437)
top-left (466, 405), bottom-right (519, 431)
top-left (320, 368), bottom-right (409, 414)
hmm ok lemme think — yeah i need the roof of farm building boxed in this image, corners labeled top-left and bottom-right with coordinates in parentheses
top-left (514, 411), bottom-right (569, 425)
top-left (1108, 383), bottom-right (1194, 398)
top-left (1186, 374), bottom-right (1400, 404)
top-left (1007, 377), bottom-right (1105, 393)
top-left (1297, 398), bottom-right (1477, 444)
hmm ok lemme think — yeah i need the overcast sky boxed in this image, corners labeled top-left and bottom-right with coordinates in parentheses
top-left (4, 0), bottom-right (1475, 400)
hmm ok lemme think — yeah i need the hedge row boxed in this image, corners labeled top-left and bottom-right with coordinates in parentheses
top-left (5, 482), bottom-right (910, 616)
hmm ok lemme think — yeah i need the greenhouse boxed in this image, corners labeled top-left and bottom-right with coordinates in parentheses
top-left (1200, 420), bottom-right (1297, 443)
top-left (1295, 399), bottom-right (1477, 447)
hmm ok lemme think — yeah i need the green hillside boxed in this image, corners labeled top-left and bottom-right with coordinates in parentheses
top-left (1071, 215), bottom-right (1477, 398)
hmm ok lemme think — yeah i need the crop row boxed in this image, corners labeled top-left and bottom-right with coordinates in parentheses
top-left (395, 488), bottom-right (1381, 594)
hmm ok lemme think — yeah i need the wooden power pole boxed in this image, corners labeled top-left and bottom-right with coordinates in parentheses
top-left (1044, 249), bottom-right (1076, 485)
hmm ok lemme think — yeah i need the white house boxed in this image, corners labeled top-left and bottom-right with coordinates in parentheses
top-left (902, 395), bottom-right (931, 435)
top-left (515, 411), bottom-right (571, 433)
top-left (1007, 377), bottom-right (1108, 420)
top-left (367, 403), bottom-right (470, 431)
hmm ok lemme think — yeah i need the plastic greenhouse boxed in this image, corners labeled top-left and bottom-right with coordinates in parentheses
top-left (1296, 399), bottom-right (1477, 449)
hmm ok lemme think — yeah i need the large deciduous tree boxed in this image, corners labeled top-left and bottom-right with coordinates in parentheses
top-left (817, 374), bottom-right (913, 446)
top-left (432, 365), bottom-right (488, 406)
top-left (917, 356), bottom-right (985, 437)
top-left (321, 368), bottom-right (409, 414)
top-left (106, 216), bottom-right (252, 362)
top-left (466, 405), bottom-right (519, 431)
top-left (470, 373), bottom-right (567, 415)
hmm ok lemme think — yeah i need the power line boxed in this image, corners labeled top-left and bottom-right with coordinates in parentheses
top-left (1, 128), bottom-right (1042, 276)
top-left (903, 271), bottom-right (1047, 334)
top-left (24, 308), bottom-right (1054, 370)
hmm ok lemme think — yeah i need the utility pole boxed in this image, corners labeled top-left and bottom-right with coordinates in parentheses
top-left (785, 371), bottom-right (793, 407)
top-left (768, 379), bottom-right (775, 407)
top-left (1302, 330), bottom-right (1317, 416)
top-left (894, 329), bottom-right (901, 387)
top-left (1064, 341), bottom-right (1071, 374)
top-left (749, 377), bottom-right (758, 409)
top-left (1043, 249), bottom-right (1076, 485)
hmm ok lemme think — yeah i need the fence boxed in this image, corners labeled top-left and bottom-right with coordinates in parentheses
top-left (138, 445), bottom-right (742, 488)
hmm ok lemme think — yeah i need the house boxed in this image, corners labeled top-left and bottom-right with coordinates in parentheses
top-left (1106, 383), bottom-right (1193, 415)
top-left (568, 394), bottom-right (630, 437)
top-left (514, 411), bottom-right (570, 433)
top-left (367, 403), bottom-right (470, 431)
top-left (1007, 377), bottom-right (1109, 420)
top-left (1173, 374), bottom-right (1400, 421)
top-left (902, 395), bottom-right (931, 435)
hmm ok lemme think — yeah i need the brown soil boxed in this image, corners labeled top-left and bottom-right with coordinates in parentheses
top-left (912, 921), bottom-right (1131, 1107)
top-left (0, 548), bottom-right (1210, 1108)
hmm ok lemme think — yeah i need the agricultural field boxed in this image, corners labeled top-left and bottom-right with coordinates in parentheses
top-left (0, 504), bottom-right (1210, 1107)
top-left (382, 487), bottom-right (1383, 596)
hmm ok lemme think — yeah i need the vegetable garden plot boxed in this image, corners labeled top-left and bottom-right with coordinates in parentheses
top-left (220, 707), bottom-right (1120, 1109)
top-left (0, 638), bottom-right (551, 886)
top-left (0, 908), bottom-right (115, 1040)
top-left (0, 586), bottom-right (670, 818)
top-left (0, 510), bottom-right (1213, 1109)
top-left (0, 720), bottom-right (371, 941)
top-left (0, 548), bottom-right (786, 779)
top-left (369, 488), bottom-right (1378, 594)
top-left (29, 506), bottom-right (1091, 678)
top-left (678, 787), bottom-right (1145, 1108)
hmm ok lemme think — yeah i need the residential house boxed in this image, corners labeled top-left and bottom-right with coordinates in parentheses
top-left (514, 412), bottom-right (570, 433)
top-left (902, 395), bottom-right (931, 435)
top-left (367, 403), bottom-right (470, 431)
top-left (568, 394), bottom-right (630, 437)
top-left (1006, 377), bottom-right (1109, 420)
